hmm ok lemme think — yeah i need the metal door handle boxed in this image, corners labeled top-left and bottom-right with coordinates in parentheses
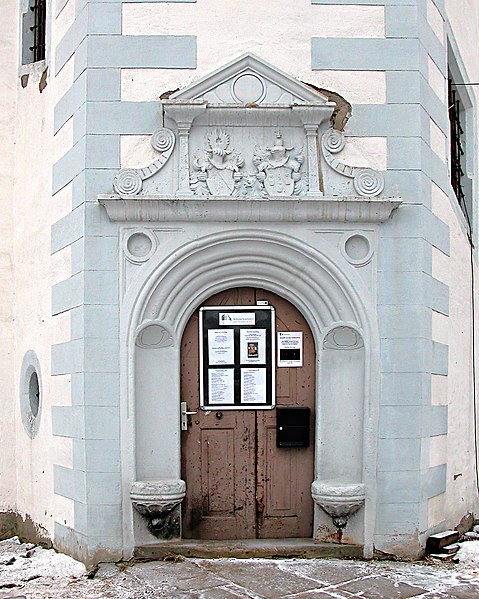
top-left (181, 401), bottom-right (197, 430)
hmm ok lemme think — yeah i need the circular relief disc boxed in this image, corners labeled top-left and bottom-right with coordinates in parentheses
top-left (126, 232), bottom-right (154, 261)
top-left (232, 74), bottom-right (265, 103)
top-left (342, 233), bottom-right (373, 266)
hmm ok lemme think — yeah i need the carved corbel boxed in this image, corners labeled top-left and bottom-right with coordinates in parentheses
top-left (131, 480), bottom-right (186, 539)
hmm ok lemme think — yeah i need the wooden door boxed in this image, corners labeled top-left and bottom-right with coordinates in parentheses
top-left (181, 288), bottom-right (315, 539)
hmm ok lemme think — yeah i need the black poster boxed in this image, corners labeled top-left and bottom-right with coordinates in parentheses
top-left (200, 305), bottom-right (275, 410)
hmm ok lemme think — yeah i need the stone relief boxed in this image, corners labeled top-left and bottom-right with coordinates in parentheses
top-left (190, 130), bottom-right (306, 197)
top-left (136, 322), bottom-right (174, 349)
top-left (113, 128), bottom-right (175, 196)
top-left (107, 57), bottom-right (389, 201)
top-left (323, 326), bottom-right (364, 350)
top-left (252, 133), bottom-right (306, 196)
top-left (321, 128), bottom-right (385, 197)
top-left (190, 129), bottom-right (245, 196)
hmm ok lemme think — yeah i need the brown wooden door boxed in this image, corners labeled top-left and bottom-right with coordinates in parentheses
top-left (181, 288), bottom-right (315, 539)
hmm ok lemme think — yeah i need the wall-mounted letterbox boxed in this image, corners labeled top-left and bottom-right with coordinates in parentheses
top-left (276, 407), bottom-right (310, 448)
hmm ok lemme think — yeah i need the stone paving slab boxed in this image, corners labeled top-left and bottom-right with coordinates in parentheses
top-left (2, 538), bottom-right (479, 598)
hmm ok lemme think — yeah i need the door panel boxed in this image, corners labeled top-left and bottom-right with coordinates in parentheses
top-left (255, 289), bottom-right (315, 538)
top-left (181, 288), bottom-right (257, 539)
top-left (181, 287), bottom-right (315, 539)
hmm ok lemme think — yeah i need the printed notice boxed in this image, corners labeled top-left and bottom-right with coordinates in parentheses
top-left (208, 369), bottom-right (234, 405)
top-left (278, 331), bottom-right (303, 367)
top-left (241, 368), bottom-right (267, 404)
top-left (208, 329), bottom-right (234, 365)
top-left (219, 312), bottom-right (255, 326)
top-left (240, 329), bottom-right (266, 364)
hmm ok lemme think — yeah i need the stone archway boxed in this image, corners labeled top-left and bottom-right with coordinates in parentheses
top-left (120, 228), bottom-right (379, 558)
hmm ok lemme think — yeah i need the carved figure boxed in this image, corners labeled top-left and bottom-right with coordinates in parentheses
top-left (232, 172), bottom-right (265, 197)
top-left (253, 132), bottom-right (306, 196)
top-left (191, 129), bottom-right (244, 196)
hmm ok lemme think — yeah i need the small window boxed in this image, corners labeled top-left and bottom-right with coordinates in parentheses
top-left (447, 58), bottom-right (474, 231)
top-left (448, 77), bottom-right (466, 217)
top-left (21, 0), bottom-right (46, 65)
top-left (20, 351), bottom-right (42, 439)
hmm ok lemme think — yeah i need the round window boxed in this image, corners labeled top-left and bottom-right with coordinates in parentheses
top-left (20, 351), bottom-right (42, 438)
top-left (29, 371), bottom-right (40, 418)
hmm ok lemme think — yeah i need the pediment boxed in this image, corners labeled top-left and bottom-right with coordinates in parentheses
top-left (104, 55), bottom-right (392, 209)
top-left (170, 53), bottom-right (329, 106)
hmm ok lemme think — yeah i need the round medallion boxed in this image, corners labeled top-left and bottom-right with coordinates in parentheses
top-left (232, 74), bottom-right (265, 104)
top-left (342, 233), bottom-right (373, 266)
top-left (125, 231), bottom-right (156, 263)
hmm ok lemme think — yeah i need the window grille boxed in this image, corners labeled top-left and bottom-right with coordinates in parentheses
top-left (448, 77), bottom-right (468, 222)
top-left (29, 0), bottom-right (46, 63)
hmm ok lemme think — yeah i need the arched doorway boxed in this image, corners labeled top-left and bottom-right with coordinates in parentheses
top-left (180, 287), bottom-right (316, 539)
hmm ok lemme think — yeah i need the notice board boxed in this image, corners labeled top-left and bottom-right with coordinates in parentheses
top-left (199, 305), bottom-right (276, 410)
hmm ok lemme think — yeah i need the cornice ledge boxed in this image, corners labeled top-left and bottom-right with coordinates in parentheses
top-left (98, 194), bottom-right (402, 224)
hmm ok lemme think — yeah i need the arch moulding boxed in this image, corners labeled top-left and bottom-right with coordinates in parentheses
top-left (119, 228), bottom-right (380, 559)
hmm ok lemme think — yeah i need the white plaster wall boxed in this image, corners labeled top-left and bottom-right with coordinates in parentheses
top-left (8, 0), bottom-right (74, 536)
top-left (121, 69), bottom-right (387, 106)
top-left (121, 1), bottom-right (384, 99)
top-left (445, 0), bottom-right (479, 85)
top-left (120, 1), bottom-right (387, 169)
top-left (428, 56), bottom-right (446, 104)
top-left (427, 0), bottom-right (445, 45)
top-left (0, 0), bottom-right (18, 512)
top-left (429, 119), bottom-right (447, 163)
top-left (431, 182), bottom-right (479, 527)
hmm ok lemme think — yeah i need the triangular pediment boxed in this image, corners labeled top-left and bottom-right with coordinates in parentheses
top-left (170, 53), bottom-right (329, 105)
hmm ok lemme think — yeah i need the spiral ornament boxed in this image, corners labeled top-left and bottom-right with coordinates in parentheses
top-left (151, 128), bottom-right (175, 153)
top-left (322, 128), bottom-right (346, 154)
top-left (113, 169), bottom-right (143, 196)
top-left (353, 168), bottom-right (385, 197)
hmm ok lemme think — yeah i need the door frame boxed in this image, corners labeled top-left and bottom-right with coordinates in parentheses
top-left (120, 228), bottom-right (380, 559)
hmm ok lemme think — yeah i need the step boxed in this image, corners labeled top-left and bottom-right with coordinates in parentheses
top-left (426, 530), bottom-right (460, 553)
top-left (442, 543), bottom-right (460, 555)
top-left (135, 539), bottom-right (364, 560)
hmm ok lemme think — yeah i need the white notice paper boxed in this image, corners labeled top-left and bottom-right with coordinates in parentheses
top-left (208, 329), bottom-right (234, 365)
top-left (219, 312), bottom-right (256, 326)
top-left (208, 369), bottom-right (234, 405)
top-left (241, 368), bottom-right (267, 404)
top-left (240, 329), bottom-right (266, 364)
top-left (278, 331), bottom-right (303, 367)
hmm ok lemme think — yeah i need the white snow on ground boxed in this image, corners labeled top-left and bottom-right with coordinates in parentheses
top-left (0, 536), bottom-right (86, 597)
top-left (456, 540), bottom-right (479, 576)
top-left (2, 536), bottom-right (479, 598)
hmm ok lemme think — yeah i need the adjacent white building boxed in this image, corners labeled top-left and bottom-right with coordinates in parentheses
top-left (0, 0), bottom-right (478, 566)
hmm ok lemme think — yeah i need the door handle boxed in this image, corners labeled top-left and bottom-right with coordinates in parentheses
top-left (181, 401), bottom-right (197, 431)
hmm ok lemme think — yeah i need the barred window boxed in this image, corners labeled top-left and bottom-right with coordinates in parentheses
top-left (21, 0), bottom-right (46, 65)
top-left (448, 73), bottom-right (472, 229)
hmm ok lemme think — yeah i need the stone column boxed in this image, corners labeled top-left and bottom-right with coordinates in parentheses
top-left (163, 101), bottom-right (207, 197)
top-left (292, 104), bottom-right (335, 197)
top-left (304, 124), bottom-right (320, 194)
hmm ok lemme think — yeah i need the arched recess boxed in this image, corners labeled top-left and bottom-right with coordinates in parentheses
top-left (120, 229), bottom-right (379, 557)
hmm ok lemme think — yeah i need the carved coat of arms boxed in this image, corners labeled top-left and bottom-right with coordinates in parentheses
top-left (253, 133), bottom-right (306, 196)
top-left (191, 129), bottom-right (244, 196)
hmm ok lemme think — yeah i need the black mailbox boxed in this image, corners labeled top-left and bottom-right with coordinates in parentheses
top-left (276, 407), bottom-right (310, 448)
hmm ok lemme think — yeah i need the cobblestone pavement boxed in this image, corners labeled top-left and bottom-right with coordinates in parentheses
top-left (2, 538), bottom-right (479, 598)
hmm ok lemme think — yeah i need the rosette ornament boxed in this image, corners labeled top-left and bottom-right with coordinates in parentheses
top-left (321, 128), bottom-right (385, 197)
top-left (113, 169), bottom-right (143, 196)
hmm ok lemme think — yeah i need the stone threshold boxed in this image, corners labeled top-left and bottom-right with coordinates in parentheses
top-left (135, 538), bottom-right (364, 560)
